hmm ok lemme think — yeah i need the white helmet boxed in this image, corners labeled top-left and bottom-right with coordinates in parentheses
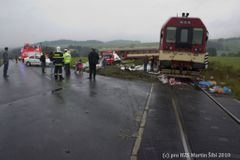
top-left (56, 46), bottom-right (61, 52)
top-left (64, 48), bottom-right (68, 52)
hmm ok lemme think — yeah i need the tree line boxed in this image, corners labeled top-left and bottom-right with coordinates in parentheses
top-left (207, 47), bottom-right (240, 57)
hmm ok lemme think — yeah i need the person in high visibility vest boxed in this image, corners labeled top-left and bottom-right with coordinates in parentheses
top-left (63, 49), bottom-right (72, 76)
top-left (53, 46), bottom-right (64, 80)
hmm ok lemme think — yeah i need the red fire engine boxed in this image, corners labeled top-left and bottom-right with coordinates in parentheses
top-left (99, 50), bottom-right (114, 65)
top-left (20, 43), bottom-right (42, 62)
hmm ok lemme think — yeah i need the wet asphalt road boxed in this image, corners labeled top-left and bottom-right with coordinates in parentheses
top-left (1, 61), bottom-right (240, 160)
top-left (0, 61), bottom-right (150, 160)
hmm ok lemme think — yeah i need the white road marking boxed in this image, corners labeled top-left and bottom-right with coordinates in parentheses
top-left (45, 75), bottom-right (51, 81)
top-left (131, 83), bottom-right (153, 160)
top-left (234, 99), bottom-right (240, 104)
top-left (172, 98), bottom-right (192, 160)
top-left (140, 111), bottom-right (147, 128)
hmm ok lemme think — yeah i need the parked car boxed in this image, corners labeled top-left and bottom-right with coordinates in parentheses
top-left (24, 55), bottom-right (51, 66)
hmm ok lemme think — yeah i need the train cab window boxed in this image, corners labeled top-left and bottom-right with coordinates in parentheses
top-left (180, 29), bottom-right (188, 43)
top-left (193, 28), bottom-right (203, 44)
top-left (166, 27), bottom-right (176, 43)
top-left (176, 27), bottom-right (192, 48)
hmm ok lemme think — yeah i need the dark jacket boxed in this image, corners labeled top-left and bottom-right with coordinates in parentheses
top-left (40, 54), bottom-right (46, 64)
top-left (52, 52), bottom-right (64, 66)
top-left (143, 56), bottom-right (148, 65)
top-left (3, 51), bottom-right (9, 64)
top-left (88, 50), bottom-right (99, 65)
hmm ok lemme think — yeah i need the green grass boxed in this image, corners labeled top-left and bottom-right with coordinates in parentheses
top-left (97, 58), bottom-right (158, 82)
top-left (208, 57), bottom-right (240, 70)
top-left (121, 59), bottom-right (144, 66)
top-left (70, 56), bottom-right (88, 68)
top-left (203, 56), bottom-right (240, 99)
top-left (98, 66), bottom-right (156, 82)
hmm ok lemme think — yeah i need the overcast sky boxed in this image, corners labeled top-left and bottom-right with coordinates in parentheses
top-left (0, 0), bottom-right (240, 47)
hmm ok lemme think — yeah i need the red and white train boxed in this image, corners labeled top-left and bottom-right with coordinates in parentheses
top-left (159, 13), bottom-right (208, 72)
top-left (101, 13), bottom-right (208, 75)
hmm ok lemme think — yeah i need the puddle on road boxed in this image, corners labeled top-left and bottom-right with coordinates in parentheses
top-left (218, 137), bottom-right (229, 142)
top-left (210, 126), bottom-right (219, 130)
top-left (64, 149), bottom-right (71, 154)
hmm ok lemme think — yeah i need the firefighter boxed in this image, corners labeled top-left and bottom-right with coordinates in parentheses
top-left (88, 48), bottom-right (99, 80)
top-left (63, 49), bottom-right (71, 76)
top-left (53, 46), bottom-right (64, 80)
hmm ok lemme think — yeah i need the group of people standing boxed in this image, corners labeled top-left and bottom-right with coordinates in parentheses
top-left (2, 46), bottom-right (99, 81)
top-left (40, 47), bottom-right (72, 80)
top-left (40, 46), bottom-right (99, 81)
top-left (143, 55), bottom-right (156, 72)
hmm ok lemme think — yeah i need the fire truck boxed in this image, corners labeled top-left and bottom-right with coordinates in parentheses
top-left (20, 44), bottom-right (42, 62)
top-left (101, 13), bottom-right (208, 77)
top-left (99, 50), bottom-right (122, 65)
top-left (99, 50), bottom-right (114, 65)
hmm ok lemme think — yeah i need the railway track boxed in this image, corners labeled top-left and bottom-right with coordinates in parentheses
top-left (199, 87), bottom-right (240, 125)
top-left (171, 78), bottom-right (240, 125)
top-left (169, 83), bottom-right (240, 160)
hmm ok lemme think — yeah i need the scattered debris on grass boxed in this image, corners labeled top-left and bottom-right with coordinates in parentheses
top-left (119, 64), bottom-right (151, 72)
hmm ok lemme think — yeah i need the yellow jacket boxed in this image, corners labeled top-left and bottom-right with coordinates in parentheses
top-left (63, 51), bottom-right (71, 64)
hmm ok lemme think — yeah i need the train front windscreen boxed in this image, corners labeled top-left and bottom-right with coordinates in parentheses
top-left (165, 27), bottom-right (204, 49)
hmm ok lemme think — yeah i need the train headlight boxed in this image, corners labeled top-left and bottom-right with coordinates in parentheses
top-left (194, 48), bottom-right (200, 53)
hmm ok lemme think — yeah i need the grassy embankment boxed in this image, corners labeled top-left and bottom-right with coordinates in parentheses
top-left (71, 57), bottom-right (156, 82)
top-left (203, 56), bottom-right (240, 99)
top-left (97, 59), bottom-right (156, 82)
